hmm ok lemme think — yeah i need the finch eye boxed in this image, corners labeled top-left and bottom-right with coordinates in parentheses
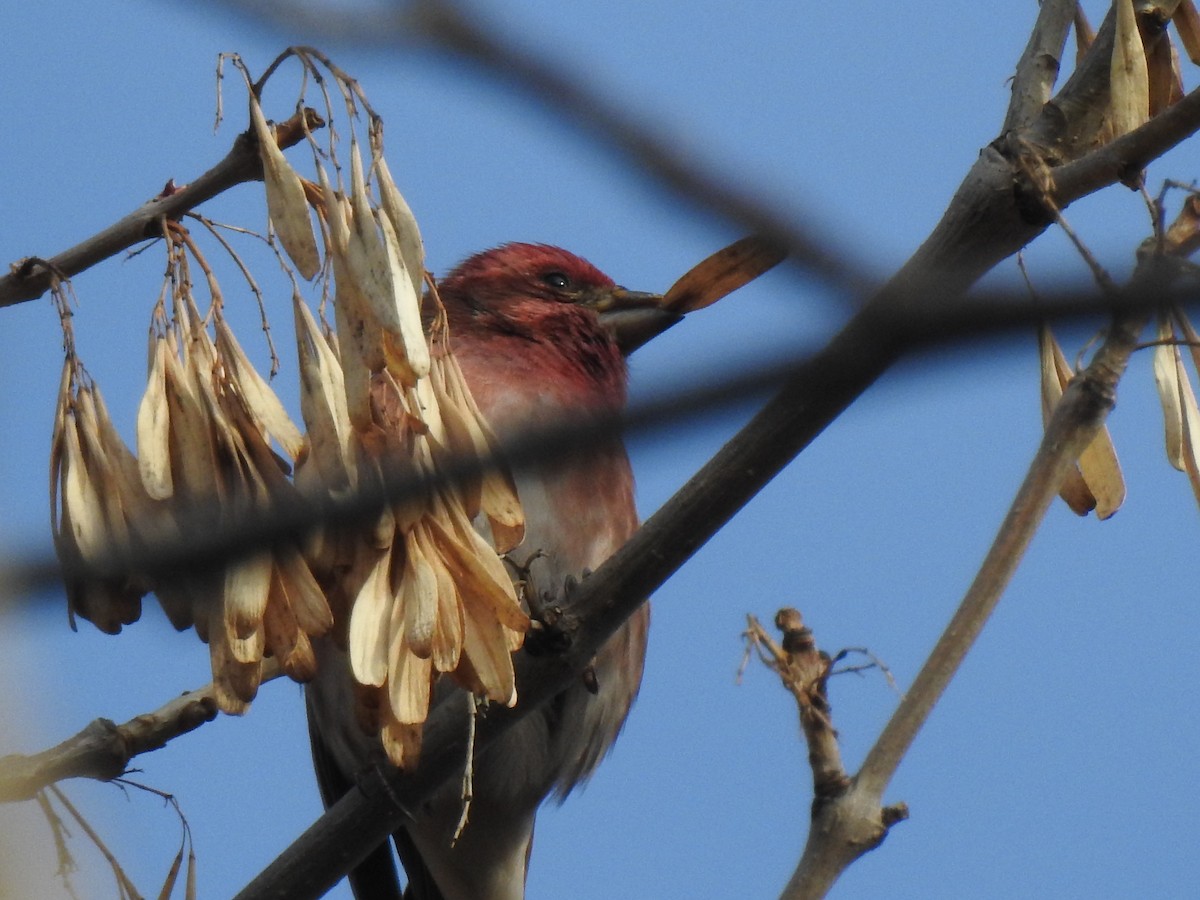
top-left (541, 271), bottom-right (571, 290)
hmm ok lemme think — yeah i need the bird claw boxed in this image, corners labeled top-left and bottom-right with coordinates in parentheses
top-left (562, 568), bottom-right (593, 596)
top-left (581, 663), bottom-right (599, 695)
top-left (524, 570), bottom-right (594, 657)
top-left (525, 602), bottom-right (572, 656)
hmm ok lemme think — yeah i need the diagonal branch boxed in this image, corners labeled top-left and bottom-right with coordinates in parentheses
top-left (0, 108), bottom-right (323, 310)
top-left (1002, 0), bottom-right (1076, 133)
top-left (780, 303), bottom-right (1150, 899)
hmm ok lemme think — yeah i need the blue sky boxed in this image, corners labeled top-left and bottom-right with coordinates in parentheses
top-left (2, 2), bottom-right (1199, 898)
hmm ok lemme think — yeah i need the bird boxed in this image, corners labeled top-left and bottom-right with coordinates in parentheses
top-left (304, 242), bottom-right (681, 900)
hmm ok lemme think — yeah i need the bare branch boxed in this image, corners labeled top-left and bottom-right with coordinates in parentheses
top-left (0, 662), bottom-right (280, 802)
top-left (0, 108), bottom-right (324, 310)
top-left (1054, 84), bottom-right (1200, 200)
top-left (1002, 0), bottom-right (1076, 133)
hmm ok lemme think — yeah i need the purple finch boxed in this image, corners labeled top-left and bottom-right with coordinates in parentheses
top-left (305, 242), bottom-right (677, 900)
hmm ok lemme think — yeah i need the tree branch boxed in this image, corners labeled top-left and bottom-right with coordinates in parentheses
top-left (9, 4), bottom-right (1200, 896)
top-left (0, 662), bottom-right (283, 803)
top-left (1002, 0), bottom-right (1076, 134)
top-left (776, 304), bottom-right (1148, 899)
top-left (0, 108), bottom-right (323, 310)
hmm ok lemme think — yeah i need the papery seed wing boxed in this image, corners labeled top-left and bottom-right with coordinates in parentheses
top-left (1038, 325), bottom-right (1096, 515)
top-left (375, 156), bottom-right (425, 301)
top-left (137, 334), bottom-right (174, 499)
top-left (378, 210), bottom-right (430, 383)
top-left (456, 592), bottom-right (517, 707)
top-left (1111, 0), bottom-right (1150, 137)
top-left (215, 318), bottom-right (304, 459)
top-left (294, 293), bottom-right (354, 491)
top-left (224, 551), bottom-right (273, 664)
top-left (348, 550), bottom-right (393, 687)
top-left (263, 568), bottom-right (318, 681)
top-left (398, 529), bottom-right (438, 659)
top-left (275, 544), bottom-right (334, 635)
top-left (249, 96), bottom-right (321, 280)
top-left (1174, 0), bottom-right (1200, 65)
top-left (1153, 312), bottom-right (1186, 470)
top-left (426, 508), bottom-right (529, 633)
top-left (387, 636), bottom-right (433, 725)
top-left (429, 545), bottom-right (463, 672)
top-left (1174, 347), bottom-right (1200, 508)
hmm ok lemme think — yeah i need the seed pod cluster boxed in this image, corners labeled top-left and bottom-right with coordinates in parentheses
top-left (50, 71), bottom-right (530, 767)
top-left (285, 113), bottom-right (527, 766)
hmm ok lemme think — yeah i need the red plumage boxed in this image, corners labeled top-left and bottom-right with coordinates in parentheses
top-left (306, 243), bottom-right (661, 900)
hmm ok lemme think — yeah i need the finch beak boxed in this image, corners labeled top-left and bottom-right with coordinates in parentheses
top-left (587, 287), bottom-right (681, 356)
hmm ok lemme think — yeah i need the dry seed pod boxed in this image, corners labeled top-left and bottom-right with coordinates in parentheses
top-left (433, 352), bottom-right (524, 550)
top-left (378, 209), bottom-right (431, 383)
top-left (262, 574), bottom-right (318, 681)
top-left (348, 549), bottom-right (394, 688)
top-left (1174, 0), bottom-right (1200, 65)
top-left (1153, 312), bottom-right (1186, 471)
top-left (1145, 25), bottom-right (1184, 116)
top-left (434, 492), bottom-right (528, 634)
top-left (294, 292), bottom-right (355, 492)
top-left (375, 155), bottom-right (426, 300)
top-left (1037, 325), bottom-right (1124, 518)
top-left (137, 333), bottom-right (173, 499)
top-left (397, 527), bottom-right (438, 658)
top-left (379, 705), bottom-right (423, 769)
top-left (249, 95), bottom-right (321, 280)
top-left (343, 142), bottom-right (429, 386)
top-left (1038, 325), bottom-right (1095, 515)
top-left (1110, 0), bottom-right (1150, 137)
top-left (429, 542), bottom-right (464, 672)
top-left (1171, 344), bottom-right (1200, 506)
top-left (223, 551), bottom-right (273, 664)
top-left (215, 317), bottom-right (304, 459)
top-left (387, 622), bottom-right (433, 725)
top-left (50, 362), bottom-right (146, 633)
